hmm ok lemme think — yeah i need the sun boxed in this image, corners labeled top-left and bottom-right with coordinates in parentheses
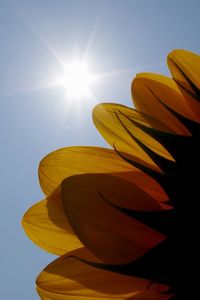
top-left (58, 61), bottom-right (94, 99)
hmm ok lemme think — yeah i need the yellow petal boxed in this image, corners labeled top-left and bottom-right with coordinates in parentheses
top-left (167, 49), bottom-right (200, 121)
top-left (61, 174), bottom-right (164, 264)
top-left (37, 248), bottom-right (169, 299)
top-left (39, 146), bottom-right (167, 202)
top-left (168, 49), bottom-right (200, 92)
top-left (132, 73), bottom-right (199, 132)
top-left (93, 103), bottom-right (174, 171)
top-left (22, 188), bottom-right (82, 255)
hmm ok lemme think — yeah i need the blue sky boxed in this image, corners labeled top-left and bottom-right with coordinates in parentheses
top-left (1, 0), bottom-right (200, 299)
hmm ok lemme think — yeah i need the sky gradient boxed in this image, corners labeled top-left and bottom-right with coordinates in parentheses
top-left (1, 0), bottom-right (200, 299)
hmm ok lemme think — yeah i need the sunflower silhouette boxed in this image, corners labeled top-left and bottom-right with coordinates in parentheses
top-left (23, 49), bottom-right (200, 299)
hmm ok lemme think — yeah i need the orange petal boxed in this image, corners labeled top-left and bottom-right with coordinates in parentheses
top-left (22, 188), bottom-right (82, 255)
top-left (39, 146), bottom-right (167, 202)
top-left (167, 49), bottom-right (200, 121)
top-left (168, 49), bottom-right (200, 92)
top-left (61, 173), bottom-right (165, 264)
top-left (93, 103), bottom-right (174, 171)
top-left (36, 248), bottom-right (169, 299)
top-left (132, 73), bottom-right (199, 132)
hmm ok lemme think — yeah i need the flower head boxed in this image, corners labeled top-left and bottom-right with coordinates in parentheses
top-left (22, 49), bottom-right (200, 299)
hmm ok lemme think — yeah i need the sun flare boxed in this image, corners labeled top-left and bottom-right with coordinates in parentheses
top-left (57, 61), bottom-right (94, 99)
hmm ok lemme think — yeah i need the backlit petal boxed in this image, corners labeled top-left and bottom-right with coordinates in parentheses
top-left (93, 103), bottom-right (173, 171)
top-left (168, 49), bottom-right (200, 120)
top-left (132, 73), bottom-right (199, 132)
top-left (168, 49), bottom-right (200, 93)
top-left (36, 249), bottom-right (169, 299)
top-left (22, 188), bottom-right (82, 255)
top-left (39, 146), bottom-right (167, 202)
top-left (61, 173), bottom-right (165, 264)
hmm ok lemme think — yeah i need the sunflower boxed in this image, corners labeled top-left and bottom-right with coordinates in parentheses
top-left (22, 49), bottom-right (200, 299)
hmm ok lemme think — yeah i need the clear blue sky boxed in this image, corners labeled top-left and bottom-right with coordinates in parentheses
top-left (1, 0), bottom-right (200, 299)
